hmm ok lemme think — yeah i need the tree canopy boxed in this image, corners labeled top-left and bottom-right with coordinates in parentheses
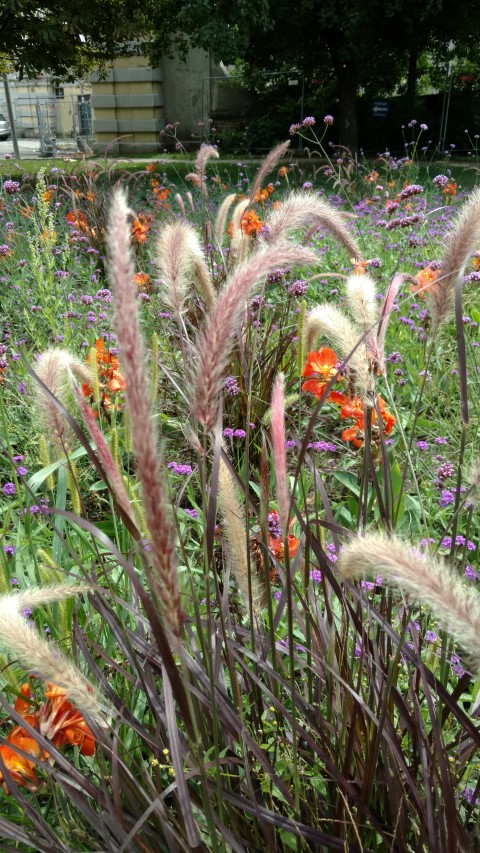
top-left (0, 0), bottom-right (146, 79)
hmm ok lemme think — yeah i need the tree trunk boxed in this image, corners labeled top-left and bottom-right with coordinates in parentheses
top-left (328, 46), bottom-right (359, 154)
top-left (406, 46), bottom-right (418, 115)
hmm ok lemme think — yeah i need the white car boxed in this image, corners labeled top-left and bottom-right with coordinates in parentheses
top-left (0, 114), bottom-right (11, 140)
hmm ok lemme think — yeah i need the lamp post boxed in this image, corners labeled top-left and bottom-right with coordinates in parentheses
top-left (438, 41), bottom-right (456, 153)
top-left (2, 73), bottom-right (20, 159)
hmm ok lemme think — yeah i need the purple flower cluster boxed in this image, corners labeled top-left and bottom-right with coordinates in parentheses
top-left (167, 462), bottom-right (193, 476)
top-left (440, 535), bottom-right (476, 551)
top-left (223, 376), bottom-right (239, 396)
top-left (397, 184), bottom-right (424, 200)
top-left (287, 279), bottom-right (308, 297)
top-left (3, 180), bottom-right (20, 194)
top-left (2, 482), bottom-right (15, 496)
top-left (432, 174), bottom-right (449, 188)
top-left (223, 428), bottom-right (246, 439)
top-left (303, 116), bottom-right (316, 127)
top-left (267, 511), bottom-right (282, 539)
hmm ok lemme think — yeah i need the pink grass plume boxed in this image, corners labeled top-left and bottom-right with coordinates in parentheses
top-left (271, 373), bottom-right (289, 536)
top-left (106, 190), bottom-right (181, 644)
top-left (193, 244), bottom-right (315, 431)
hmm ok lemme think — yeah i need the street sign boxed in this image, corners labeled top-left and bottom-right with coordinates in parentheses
top-left (371, 98), bottom-right (389, 119)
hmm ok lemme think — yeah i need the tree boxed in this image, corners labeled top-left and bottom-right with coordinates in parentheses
top-left (0, 1), bottom-right (147, 80)
top-left (142, 0), bottom-right (480, 152)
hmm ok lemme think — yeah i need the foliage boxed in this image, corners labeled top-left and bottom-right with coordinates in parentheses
top-left (0, 138), bottom-right (479, 850)
top-left (0, 0), bottom-right (147, 79)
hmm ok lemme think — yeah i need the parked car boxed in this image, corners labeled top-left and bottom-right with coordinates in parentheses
top-left (0, 114), bottom-right (11, 140)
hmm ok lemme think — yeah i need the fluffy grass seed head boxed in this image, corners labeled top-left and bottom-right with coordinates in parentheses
top-left (0, 585), bottom-right (107, 723)
top-left (430, 186), bottom-right (480, 330)
top-left (157, 220), bottom-right (215, 310)
top-left (262, 191), bottom-right (361, 260)
top-left (218, 454), bottom-right (263, 619)
top-left (193, 244), bottom-right (316, 430)
top-left (34, 349), bottom-right (92, 456)
top-left (338, 532), bottom-right (480, 670)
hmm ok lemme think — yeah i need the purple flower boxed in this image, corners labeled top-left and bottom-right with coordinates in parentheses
top-left (420, 123), bottom-right (428, 132)
top-left (268, 511), bottom-right (282, 540)
top-left (438, 490), bottom-right (454, 507)
top-left (323, 115), bottom-right (334, 125)
top-left (233, 429), bottom-right (246, 439)
top-left (3, 545), bottom-right (16, 556)
top-left (184, 508), bottom-right (198, 518)
top-left (16, 466), bottom-right (27, 477)
top-left (440, 535), bottom-right (476, 551)
top-left (434, 436), bottom-right (447, 445)
top-left (302, 116), bottom-right (316, 127)
top-left (435, 461), bottom-right (455, 482)
top-left (462, 787), bottom-right (478, 807)
top-left (3, 180), bottom-right (20, 194)
top-left (288, 279), bottom-right (308, 297)
top-left (464, 564), bottom-right (478, 581)
top-left (398, 184), bottom-right (424, 200)
top-left (289, 123), bottom-right (302, 135)
top-left (302, 181), bottom-right (313, 190)
top-left (167, 462), bottom-right (193, 476)
top-left (424, 630), bottom-right (437, 643)
top-left (310, 568), bottom-right (322, 583)
top-left (223, 376), bottom-right (239, 396)
top-left (222, 428), bottom-right (234, 438)
top-left (416, 440), bottom-right (429, 451)
top-left (2, 482), bottom-right (15, 496)
top-left (433, 174), bottom-right (449, 188)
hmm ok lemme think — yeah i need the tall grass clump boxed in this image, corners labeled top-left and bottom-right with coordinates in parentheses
top-left (0, 138), bottom-right (478, 851)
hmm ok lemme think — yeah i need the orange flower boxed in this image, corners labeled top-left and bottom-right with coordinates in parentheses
top-left (133, 272), bottom-right (152, 293)
top-left (43, 190), bottom-right (52, 202)
top-left (254, 183), bottom-right (274, 203)
top-left (145, 162), bottom-right (156, 173)
top-left (131, 214), bottom-right (151, 244)
top-left (377, 395), bottom-right (395, 434)
top-left (240, 209), bottom-right (263, 236)
top-left (278, 166), bottom-right (289, 178)
top-left (267, 510), bottom-right (300, 561)
top-left (82, 339), bottom-right (125, 414)
top-left (302, 347), bottom-right (340, 398)
top-left (0, 682), bottom-right (95, 792)
top-left (410, 263), bottom-right (441, 299)
top-left (365, 170), bottom-right (379, 183)
top-left (42, 684), bottom-right (95, 756)
top-left (443, 181), bottom-right (457, 196)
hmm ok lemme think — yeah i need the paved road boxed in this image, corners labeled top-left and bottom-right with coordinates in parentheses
top-left (0, 137), bottom-right (79, 159)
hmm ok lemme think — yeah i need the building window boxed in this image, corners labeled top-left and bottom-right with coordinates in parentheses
top-left (55, 87), bottom-right (65, 100)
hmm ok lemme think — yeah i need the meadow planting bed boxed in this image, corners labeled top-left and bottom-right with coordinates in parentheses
top-left (0, 125), bottom-right (479, 851)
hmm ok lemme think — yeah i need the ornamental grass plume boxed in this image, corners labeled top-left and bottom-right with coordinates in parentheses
top-left (193, 244), bottom-right (316, 431)
top-left (338, 533), bottom-right (480, 669)
top-left (345, 273), bottom-right (378, 332)
top-left (0, 585), bottom-right (106, 723)
top-left (249, 139), bottom-right (290, 203)
top-left (71, 383), bottom-right (135, 527)
top-left (34, 349), bottom-right (92, 456)
top-left (218, 454), bottom-right (263, 618)
top-left (430, 186), bottom-right (480, 331)
top-left (215, 192), bottom-right (237, 244)
top-left (106, 190), bottom-right (181, 644)
top-left (262, 191), bottom-right (361, 260)
top-left (157, 220), bottom-right (215, 311)
top-left (270, 373), bottom-right (289, 536)
top-left (186, 143), bottom-right (219, 197)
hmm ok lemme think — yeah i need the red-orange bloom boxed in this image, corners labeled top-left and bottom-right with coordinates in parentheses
top-left (131, 214), bottom-right (151, 244)
top-left (82, 339), bottom-right (126, 415)
top-left (241, 209), bottom-right (263, 236)
top-left (302, 347), bottom-right (340, 399)
top-left (42, 684), bottom-right (95, 756)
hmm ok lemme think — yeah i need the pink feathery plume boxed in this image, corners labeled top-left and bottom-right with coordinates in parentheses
top-left (271, 373), bottom-right (289, 536)
top-left (193, 244), bottom-right (315, 431)
top-left (374, 273), bottom-right (403, 371)
top-left (106, 190), bottom-right (181, 643)
top-left (249, 140), bottom-right (290, 202)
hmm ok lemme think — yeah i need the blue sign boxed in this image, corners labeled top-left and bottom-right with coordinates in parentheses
top-left (371, 99), bottom-right (389, 119)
